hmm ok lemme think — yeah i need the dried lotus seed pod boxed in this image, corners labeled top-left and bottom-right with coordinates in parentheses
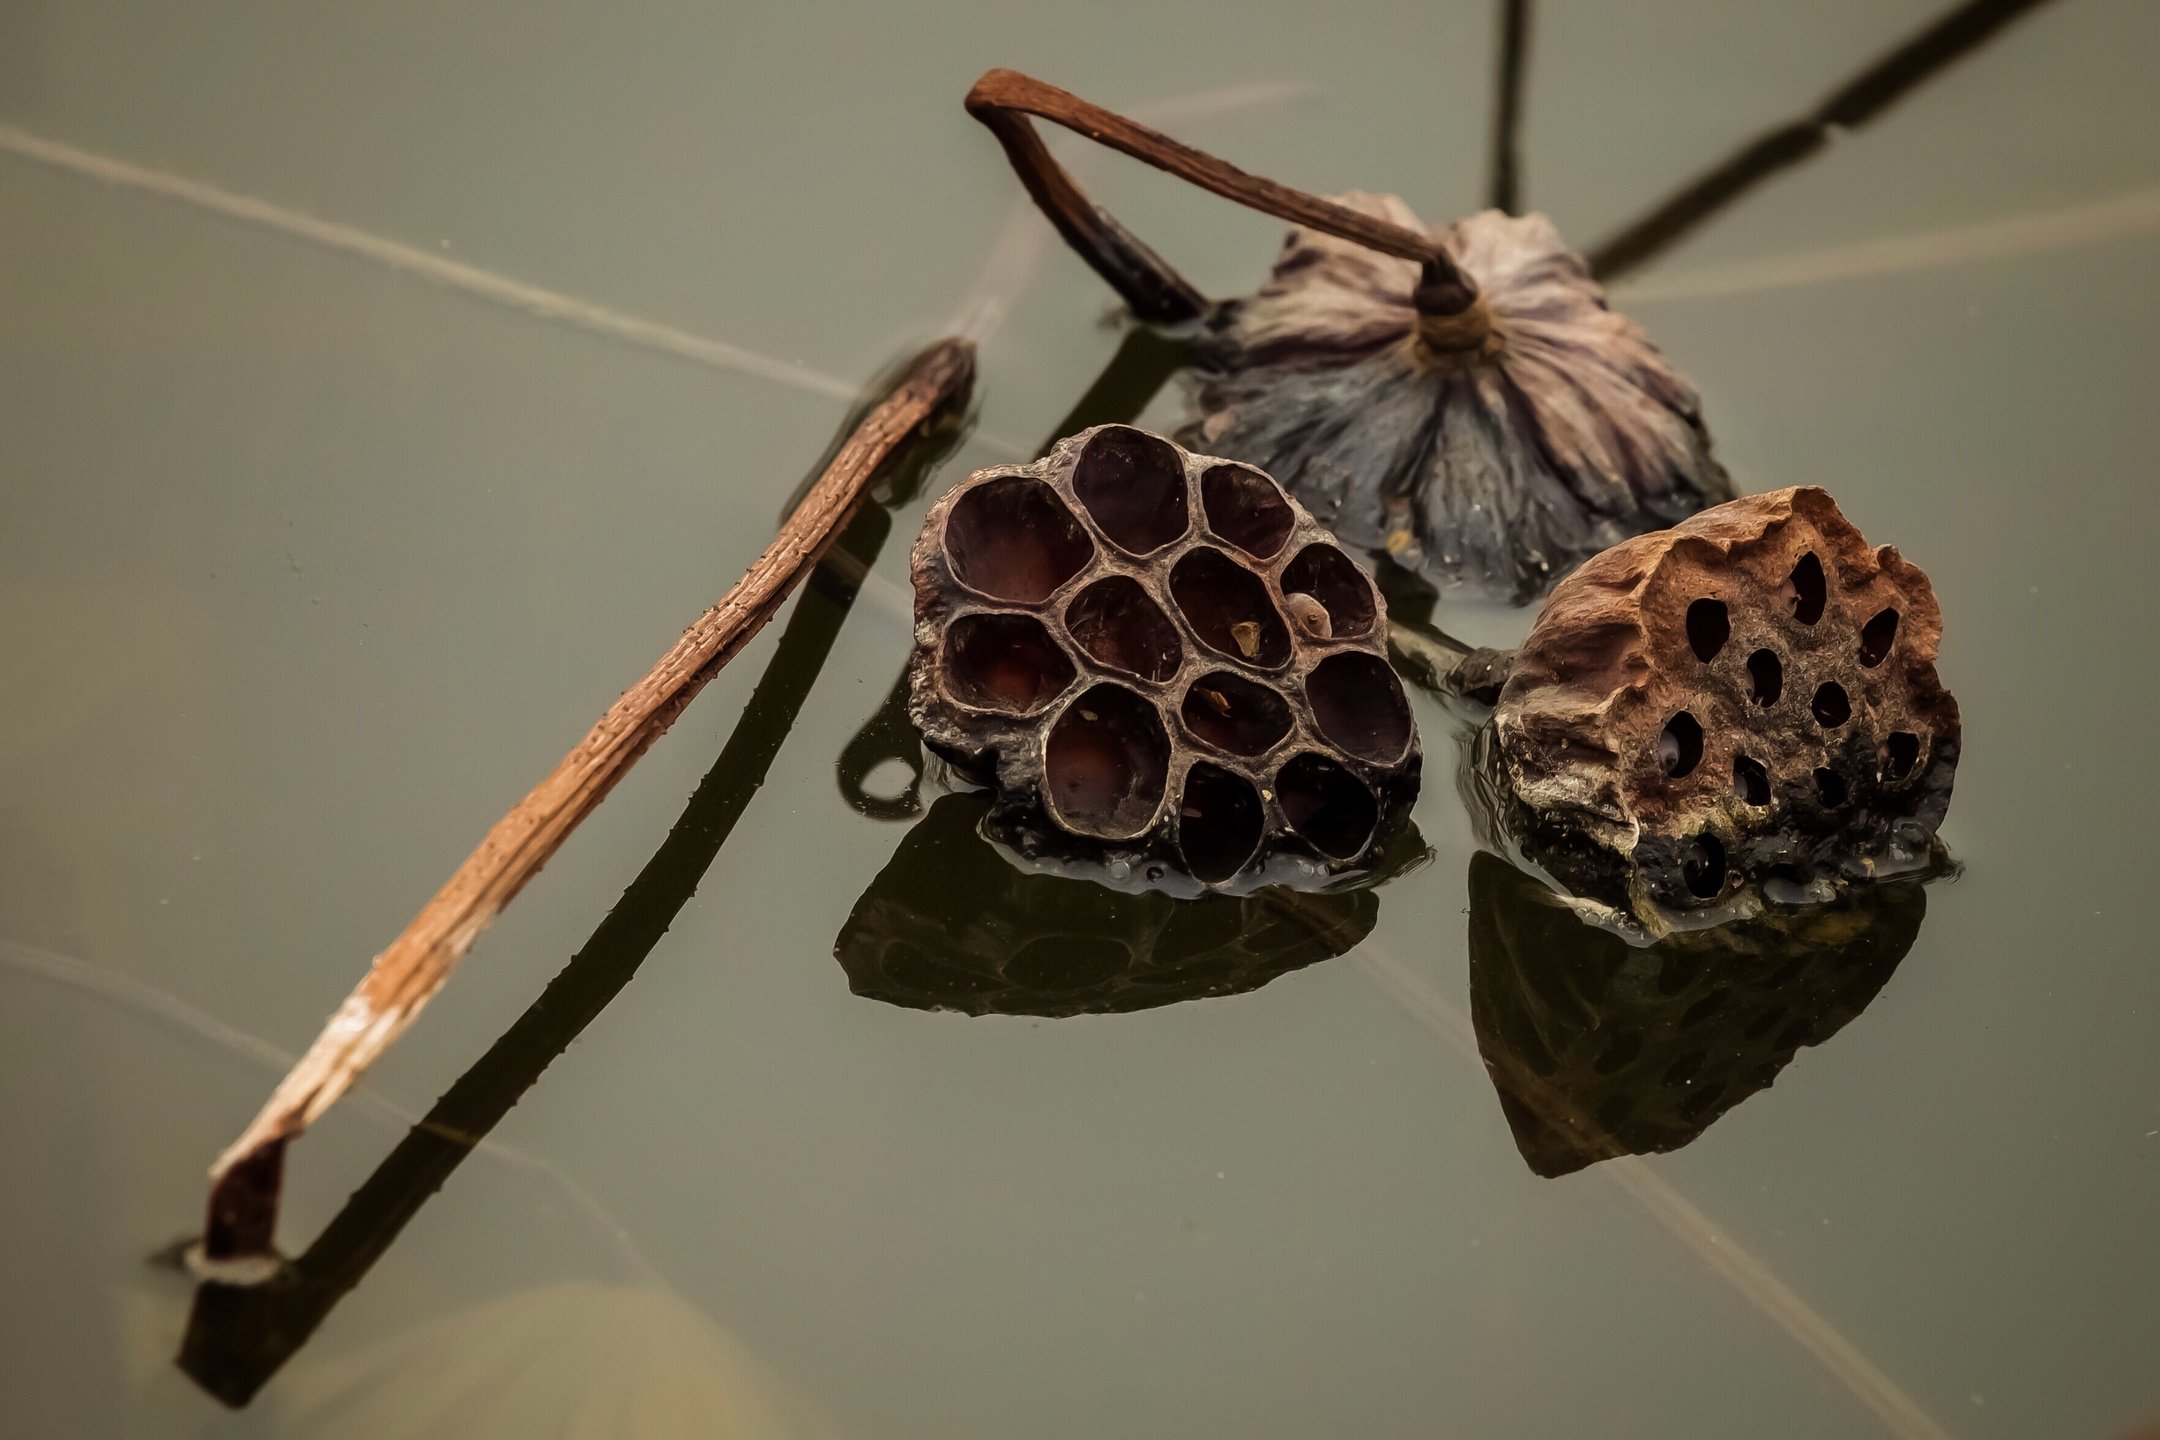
top-left (1187, 197), bottom-right (1732, 603)
top-left (908, 424), bottom-right (1421, 894)
top-left (1491, 486), bottom-right (1959, 920)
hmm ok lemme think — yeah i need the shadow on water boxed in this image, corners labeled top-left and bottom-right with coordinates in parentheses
top-left (177, 353), bottom-right (969, 1408)
top-left (1465, 850), bottom-right (1933, 1178)
top-left (1587, 0), bottom-right (2062, 277)
top-left (834, 790), bottom-right (1425, 1018)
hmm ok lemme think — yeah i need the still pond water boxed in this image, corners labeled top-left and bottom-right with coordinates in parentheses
top-left (3, 1), bottom-right (2157, 1436)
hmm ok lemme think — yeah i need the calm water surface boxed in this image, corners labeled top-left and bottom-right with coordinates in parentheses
top-left (3, 2), bottom-right (2157, 1436)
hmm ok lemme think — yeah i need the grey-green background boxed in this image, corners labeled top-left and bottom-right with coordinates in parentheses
top-left (3, 2), bottom-right (2156, 1436)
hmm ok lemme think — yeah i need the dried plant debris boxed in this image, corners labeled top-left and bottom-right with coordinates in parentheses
top-left (908, 425), bottom-right (1420, 895)
top-left (1466, 851), bottom-right (1927, 1177)
top-left (1489, 486), bottom-right (1959, 923)
top-left (835, 792), bottom-right (1420, 1017)
top-left (1189, 196), bottom-right (1731, 603)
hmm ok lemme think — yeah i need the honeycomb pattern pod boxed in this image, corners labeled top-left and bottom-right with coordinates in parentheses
top-left (908, 424), bottom-right (1421, 894)
top-left (1492, 486), bottom-right (1960, 918)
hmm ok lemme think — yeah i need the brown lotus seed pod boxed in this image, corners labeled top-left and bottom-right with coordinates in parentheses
top-left (908, 424), bottom-right (1421, 894)
top-left (1491, 486), bottom-right (1959, 919)
top-left (1187, 196), bottom-right (1732, 603)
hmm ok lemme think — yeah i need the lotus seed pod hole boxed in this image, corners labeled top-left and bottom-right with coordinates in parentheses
top-left (1199, 464), bottom-right (1296, 559)
top-left (1277, 752), bottom-right (1380, 859)
top-left (945, 476), bottom-right (1094, 603)
top-left (942, 612), bottom-right (1076, 714)
top-left (1065, 576), bottom-right (1184, 682)
top-left (1685, 598), bottom-right (1729, 662)
top-left (1072, 426), bottom-right (1191, 555)
top-left (1042, 684), bottom-right (1170, 839)
top-left (1307, 652), bottom-right (1412, 764)
top-left (1178, 763), bottom-right (1265, 883)
top-left (1281, 544), bottom-right (1377, 640)
top-left (1170, 547), bottom-right (1292, 666)
top-left (1180, 671), bottom-right (1293, 756)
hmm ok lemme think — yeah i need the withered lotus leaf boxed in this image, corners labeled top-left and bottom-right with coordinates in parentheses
top-left (1187, 196), bottom-right (1732, 603)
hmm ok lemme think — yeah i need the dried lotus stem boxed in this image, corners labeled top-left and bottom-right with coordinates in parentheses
top-left (200, 337), bottom-right (976, 1262)
top-left (964, 68), bottom-right (1484, 329)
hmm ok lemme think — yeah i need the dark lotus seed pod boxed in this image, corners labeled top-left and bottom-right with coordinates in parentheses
top-left (834, 792), bottom-right (1394, 1018)
top-left (1187, 196), bottom-right (1732, 604)
top-left (908, 424), bottom-right (1421, 895)
top-left (1465, 851), bottom-right (1928, 1178)
top-left (1489, 486), bottom-right (1959, 921)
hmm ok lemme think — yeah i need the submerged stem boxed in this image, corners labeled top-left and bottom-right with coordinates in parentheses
top-left (180, 495), bottom-right (911, 1406)
top-left (1488, 0), bottom-right (1534, 214)
top-left (1589, 0), bottom-right (2061, 279)
top-left (199, 338), bottom-right (975, 1263)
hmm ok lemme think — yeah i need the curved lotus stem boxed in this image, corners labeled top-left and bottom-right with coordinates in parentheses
top-left (965, 68), bottom-right (1483, 330)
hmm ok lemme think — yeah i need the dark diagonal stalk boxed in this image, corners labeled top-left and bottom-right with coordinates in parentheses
top-left (178, 391), bottom-right (966, 1408)
top-left (1488, 0), bottom-right (1534, 214)
top-left (199, 339), bottom-right (974, 1266)
top-left (1589, 0), bottom-right (2062, 279)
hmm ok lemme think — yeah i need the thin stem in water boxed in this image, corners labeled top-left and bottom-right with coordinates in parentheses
top-left (199, 338), bottom-right (975, 1263)
top-left (1488, 0), bottom-right (1534, 214)
top-left (1588, 0), bottom-right (2062, 279)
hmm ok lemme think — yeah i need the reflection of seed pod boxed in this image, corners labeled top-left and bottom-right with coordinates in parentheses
top-left (1188, 196), bottom-right (1731, 603)
top-left (908, 425), bottom-right (1421, 894)
top-left (1466, 851), bottom-right (1929, 1178)
top-left (1489, 487), bottom-right (1959, 921)
top-left (834, 792), bottom-right (1398, 1017)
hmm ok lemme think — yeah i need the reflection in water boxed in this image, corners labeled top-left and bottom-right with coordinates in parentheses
top-left (1586, 0), bottom-right (2062, 278)
top-left (1466, 851), bottom-right (1929, 1177)
top-left (835, 791), bottom-right (1421, 1017)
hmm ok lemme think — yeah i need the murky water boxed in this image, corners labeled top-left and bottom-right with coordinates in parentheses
top-left (4, 2), bottom-right (2158, 1436)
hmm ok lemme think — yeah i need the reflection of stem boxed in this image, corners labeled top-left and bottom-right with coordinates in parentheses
top-left (1359, 944), bottom-right (1960, 1440)
top-left (200, 340), bottom-right (974, 1265)
top-left (965, 69), bottom-right (1480, 328)
top-left (1039, 326), bottom-right (1192, 457)
top-left (177, 434), bottom-right (949, 1406)
top-left (1488, 0), bottom-right (1533, 214)
top-left (1588, 0), bottom-right (2061, 280)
